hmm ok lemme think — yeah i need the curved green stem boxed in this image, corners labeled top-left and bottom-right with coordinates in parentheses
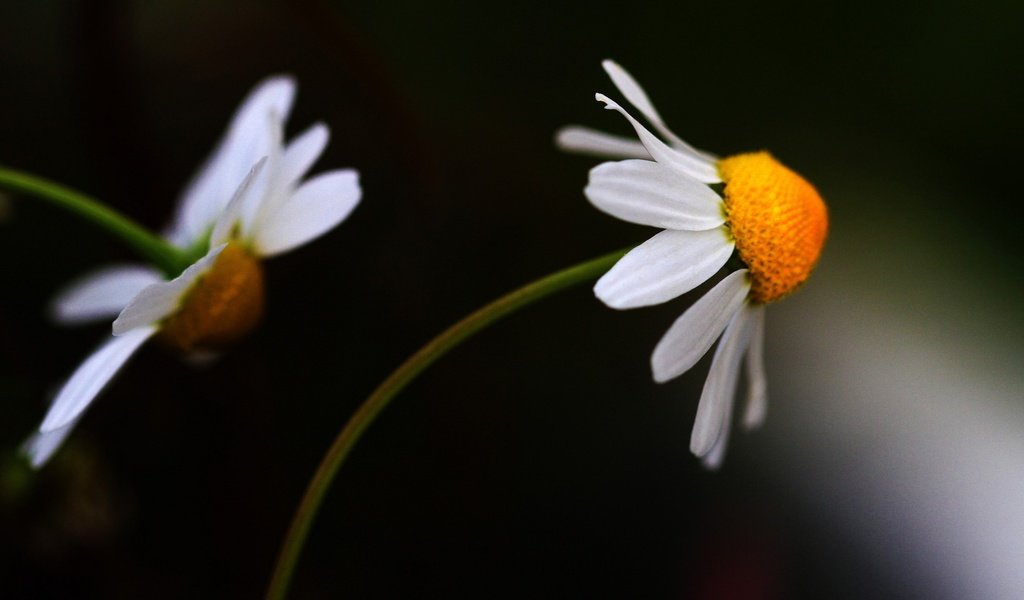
top-left (266, 247), bottom-right (629, 599)
top-left (0, 165), bottom-right (189, 275)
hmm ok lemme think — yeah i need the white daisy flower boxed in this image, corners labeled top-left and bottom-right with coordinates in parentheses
top-left (557, 60), bottom-right (828, 468)
top-left (24, 76), bottom-right (362, 468)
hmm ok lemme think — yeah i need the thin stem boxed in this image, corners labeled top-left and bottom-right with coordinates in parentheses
top-left (266, 247), bottom-right (630, 599)
top-left (0, 165), bottom-right (189, 275)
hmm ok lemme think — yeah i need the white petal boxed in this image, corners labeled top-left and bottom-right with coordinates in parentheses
top-left (253, 122), bottom-right (330, 233)
top-left (595, 94), bottom-right (720, 184)
top-left (701, 391), bottom-right (734, 470)
top-left (280, 122), bottom-right (330, 189)
top-left (167, 76), bottom-right (296, 247)
top-left (232, 75), bottom-right (296, 131)
top-left (50, 265), bottom-right (162, 325)
top-left (253, 169), bottom-right (361, 257)
top-left (38, 326), bottom-right (157, 432)
top-left (594, 228), bottom-right (733, 309)
top-left (742, 305), bottom-right (768, 430)
top-left (239, 114), bottom-right (286, 239)
top-left (210, 157), bottom-right (270, 247)
top-left (690, 305), bottom-right (755, 458)
top-left (600, 60), bottom-right (718, 164)
top-left (651, 270), bottom-right (751, 383)
top-left (586, 159), bottom-right (724, 231)
top-left (554, 126), bottom-right (651, 160)
top-left (112, 245), bottom-right (226, 335)
top-left (22, 418), bottom-right (79, 468)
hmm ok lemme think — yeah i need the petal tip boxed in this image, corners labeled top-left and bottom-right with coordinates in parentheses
top-left (307, 121), bottom-right (332, 149)
top-left (689, 434), bottom-right (711, 458)
top-left (742, 390), bottom-right (767, 431)
top-left (553, 126), bottom-right (576, 149)
top-left (650, 363), bottom-right (674, 384)
top-left (262, 74), bottom-right (297, 94)
top-left (592, 281), bottom-right (629, 310)
top-left (595, 93), bottom-right (614, 108)
top-left (111, 312), bottom-right (137, 336)
top-left (701, 454), bottom-right (725, 471)
top-left (39, 420), bottom-right (62, 435)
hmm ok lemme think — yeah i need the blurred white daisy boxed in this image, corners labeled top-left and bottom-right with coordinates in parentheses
top-left (557, 60), bottom-right (828, 468)
top-left (24, 76), bottom-right (362, 467)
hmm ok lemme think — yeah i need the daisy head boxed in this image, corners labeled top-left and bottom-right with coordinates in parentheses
top-left (26, 76), bottom-right (362, 467)
top-left (557, 60), bottom-right (827, 468)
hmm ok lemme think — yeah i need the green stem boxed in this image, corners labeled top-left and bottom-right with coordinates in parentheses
top-left (266, 247), bottom-right (630, 600)
top-left (0, 165), bottom-right (189, 275)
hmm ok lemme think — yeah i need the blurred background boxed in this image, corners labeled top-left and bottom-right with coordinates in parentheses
top-left (1, 0), bottom-right (1021, 597)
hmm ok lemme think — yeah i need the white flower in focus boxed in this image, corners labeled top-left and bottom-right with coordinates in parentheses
top-left (24, 76), bottom-right (362, 467)
top-left (557, 60), bottom-right (828, 468)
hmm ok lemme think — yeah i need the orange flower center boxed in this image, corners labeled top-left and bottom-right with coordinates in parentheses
top-left (718, 152), bottom-right (828, 304)
top-left (160, 243), bottom-right (265, 352)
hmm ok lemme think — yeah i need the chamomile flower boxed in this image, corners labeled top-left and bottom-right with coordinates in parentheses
top-left (557, 60), bottom-right (827, 468)
top-left (24, 76), bottom-right (361, 467)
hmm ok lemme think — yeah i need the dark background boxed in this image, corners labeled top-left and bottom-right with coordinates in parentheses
top-left (1, 0), bottom-right (1021, 598)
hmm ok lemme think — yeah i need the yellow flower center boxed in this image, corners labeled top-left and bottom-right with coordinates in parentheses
top-left (718, 152), bottom-right (828, 304)
top-left (160, 243), bottom-right (265, 352)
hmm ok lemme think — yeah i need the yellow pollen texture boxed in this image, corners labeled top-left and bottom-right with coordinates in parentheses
top-left (718, 152), bottom-right (828, 303)
top-left (160, 244), bottom-right (265, 352)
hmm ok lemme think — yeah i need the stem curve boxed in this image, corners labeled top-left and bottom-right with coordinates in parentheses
top-left (266, 247), bottom-right (629, 599)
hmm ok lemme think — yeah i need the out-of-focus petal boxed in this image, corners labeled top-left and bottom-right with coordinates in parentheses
top-left (167, 76), bottom-right (296, 246)
top-left (50, 265), bottom-right (162, 325)
top-left (253, 169), bottom-right (361, 257)
top-left (554, 126), bottom-right (651, 160)
top-left (238, 113), bottom-right (285, 239)
top-left (701, 394), bottom-right (733, 470)
top-left (210, 158), bottom-right (269, 248)
top-left (280, 122), bottom-right (330, 190)
top-left (690, 305), bottom-right (755, 459)
top-left (742, 305), bottom-right (768, 430)
top-left (38, 326), bottom-right (157, 432)
top-left (22, 417), bottom-right (79, 468)
top-left (253, 122), bottom-right (330, 232)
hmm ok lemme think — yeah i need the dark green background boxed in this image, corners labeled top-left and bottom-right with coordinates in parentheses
top-left (1, 0), bottom-right (1021, 597)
